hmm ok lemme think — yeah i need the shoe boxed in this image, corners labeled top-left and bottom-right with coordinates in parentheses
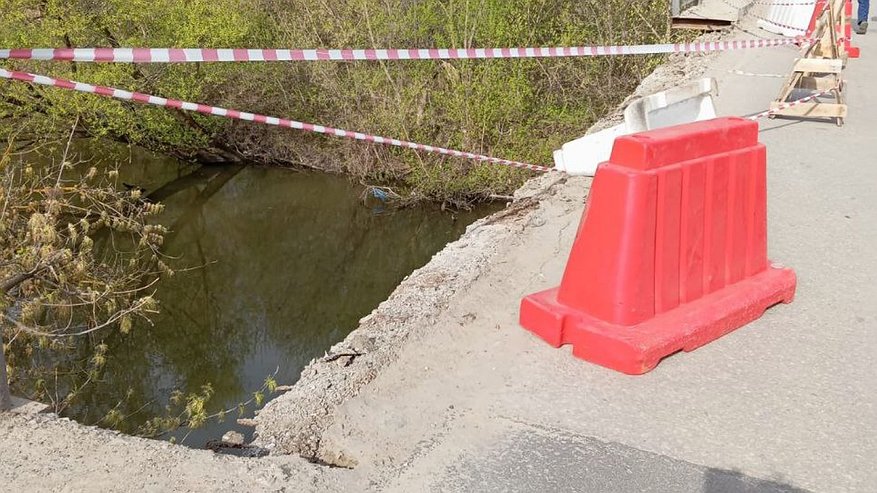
top-left (855, 21), bottom-right (868, 35)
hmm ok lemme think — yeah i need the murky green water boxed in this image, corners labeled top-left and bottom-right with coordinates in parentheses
top-left (21, 142), bottom-right (497, 447)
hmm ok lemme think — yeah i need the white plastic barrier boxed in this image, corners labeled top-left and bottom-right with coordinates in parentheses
top-left (553, 78), bottom-right (718, 176)
top-left (552, 124), bottom-right (627, 177)
top-left (756, 2), bottom-right (817, 36)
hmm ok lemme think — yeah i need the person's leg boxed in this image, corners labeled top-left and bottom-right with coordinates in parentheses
top-left (856, 0), bottom-right (869, 34)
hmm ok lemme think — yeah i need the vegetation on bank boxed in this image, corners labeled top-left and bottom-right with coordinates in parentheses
top-left (1, 0), bottom-right (685, 443)
top-left (1, 0), bottom-right (682, 203)
top-left (0, 136), bottom-right (166, 413)
top-left (0, 138), bottom-right (280, 440)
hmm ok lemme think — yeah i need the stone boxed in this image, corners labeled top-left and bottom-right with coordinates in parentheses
top-left (222, 431), bottom-right (245, 445)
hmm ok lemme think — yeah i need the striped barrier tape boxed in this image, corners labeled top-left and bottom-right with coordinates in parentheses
top-left (747, 87), bottom-right (837, 119)
top-left (728, 69), bottom-right (786, 77)
top-left (753, 1), bottom-right (816, 6)
top-left (720, 0), bottom-right (815, 10)
top-left (0, 38), bottom-right (808, 63)
top-left (0, 69), bottom-right (553, 173)
top-left (0, 69), bottom-right (843, 175)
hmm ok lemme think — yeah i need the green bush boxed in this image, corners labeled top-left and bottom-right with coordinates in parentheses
top-left (0, 0), bottom-right (677, 202)
top-left (0, 0), bottom-right (270, 150)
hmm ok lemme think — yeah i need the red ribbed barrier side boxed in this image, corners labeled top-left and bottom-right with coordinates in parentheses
top-left (844, 0), bottom-right (861, 57)
top-left (519, 118), bottom-right (797, 374)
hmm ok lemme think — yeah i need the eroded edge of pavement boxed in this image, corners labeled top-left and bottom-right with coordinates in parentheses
top-left (252, 38), bottom-right (719, 464)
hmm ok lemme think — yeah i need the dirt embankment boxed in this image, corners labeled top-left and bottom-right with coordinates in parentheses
top-left (0, 412), bottom-right (337, 492)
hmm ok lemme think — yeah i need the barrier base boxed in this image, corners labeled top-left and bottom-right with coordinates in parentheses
top-left (520, 265), bottom-right (796, 375)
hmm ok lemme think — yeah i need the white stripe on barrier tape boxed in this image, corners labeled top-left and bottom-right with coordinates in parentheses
top-left (0, 38), bottom-right (808, 63)
top-left (728, 69), bottom-right (787, 77)
top-left (0, 68), bottom-right (554, 173)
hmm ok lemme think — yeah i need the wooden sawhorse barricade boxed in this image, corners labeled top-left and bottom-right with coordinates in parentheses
top-left (770, 0), bottom-right (855, 126)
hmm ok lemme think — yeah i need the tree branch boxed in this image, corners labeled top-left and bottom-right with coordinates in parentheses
top-left (2, 296), bottom-right (156, 338)
top-left (0, 250), bottom-right (66, 293)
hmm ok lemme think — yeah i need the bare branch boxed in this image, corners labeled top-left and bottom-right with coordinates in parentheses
top-left (55, 115), bottom-right (80, 188)
top-left (0, 250), bottom-right (67, 293)
top-left (3, 295), bottom-right (157, 338)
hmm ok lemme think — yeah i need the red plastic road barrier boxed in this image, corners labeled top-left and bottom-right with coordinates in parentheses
top-left (805, 0), bottom-right (859, 57)
top-left (843, 0), bottom-right (860, 58)
top-left (519, 118), bottom-right (797, 375)
top-left (805, 0), bottom-right (829, 35)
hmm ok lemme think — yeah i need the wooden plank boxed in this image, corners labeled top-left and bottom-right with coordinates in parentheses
top-left (671, 0), bottom-right (737, 30)
top-left (769, 101), bottom-right (847, 118)
top-left (671, 17), bottom-right (733, 30)
top-left (793, 58), bottom-right (843, 74)
top-left (832, 0), bottom-right (846, 19)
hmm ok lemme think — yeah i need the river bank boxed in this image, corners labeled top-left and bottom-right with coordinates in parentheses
top-left (250, 36), bottom-right (719, 463)
top-left (6, 140), bottom-right (497, 448)
top-left (0, 18), bottom-right (717, 489)
top-left (7, 7), bottom-right (870, 490)
top-left (0, 35), bottom-right (701, 492)
top-left (256, 12), bottom-right (877, 492)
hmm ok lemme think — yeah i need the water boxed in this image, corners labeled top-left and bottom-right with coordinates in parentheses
top-left (21, 142), bottom-right (497, 447)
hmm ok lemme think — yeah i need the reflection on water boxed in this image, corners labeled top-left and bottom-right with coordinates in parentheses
top-left (33, 142), bottom-right (497, 447)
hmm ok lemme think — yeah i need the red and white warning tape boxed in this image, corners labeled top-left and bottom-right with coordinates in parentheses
top-left (0, 38), bottom-right (807, 63)
top-left (0, 67), bottom-right (843, 172)
top-left (753, 0), bottom-right (816, 6)
top-left (728, 69), bottom-right (786, 77)
top-left (747, 88), bottom-right (837, 120)
top-left (0, 69), bottom-right (553, 173)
